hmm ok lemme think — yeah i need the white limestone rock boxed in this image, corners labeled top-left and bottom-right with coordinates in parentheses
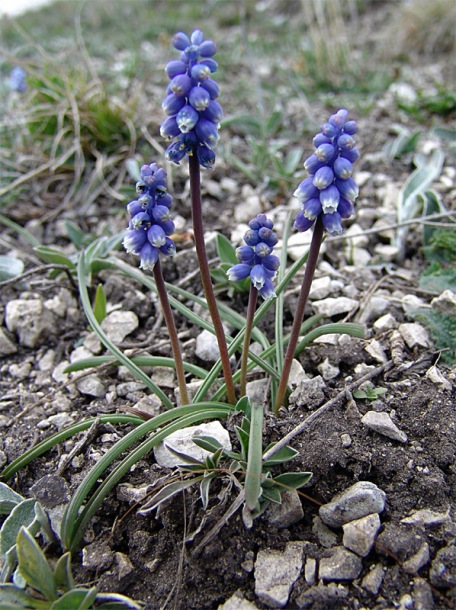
top-left (254, 542), bottom-right (304, 608)
top-left (319, 481), bottom-right (386, 528)
top-left (361, 411), bottom-right (408, 443)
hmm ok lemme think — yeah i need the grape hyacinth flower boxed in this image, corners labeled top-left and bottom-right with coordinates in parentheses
top-left (227, 214), bottom-right (280, 300)
top-left (123, 163), bottom-right (176, 271)
top-left (227, 214), bottom-right (279, 395)
top-left (160, 30), bottom-right (236, 405)
top-left (274, 109), bottom-right (361, 413)
top-left (294, 108), bottom-right (359, 236)
top-left (161, 29), bottom-right (222, 169)
top-left (123, 162), bottom-right (189, 405)
top-left (9, 67), bottom-right (27, 93)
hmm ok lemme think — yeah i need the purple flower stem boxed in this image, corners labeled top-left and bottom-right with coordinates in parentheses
top-left (274, 216), bottom-right (324, 415)
top-left (153, 259), bottom-right (189, 406)
top-left (240, 282), bottom-right (258, 397)
top-left (188, 154), bottom-right (237, 405)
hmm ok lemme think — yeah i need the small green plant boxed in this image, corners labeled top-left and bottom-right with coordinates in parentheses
top-left (0, 528), bottom-right (141, 609)
top-left (353, 383), bottom-right (387, 402)
top-left (137, 397), bottom-right (312, 525)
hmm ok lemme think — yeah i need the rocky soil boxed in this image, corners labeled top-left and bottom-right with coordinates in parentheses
top-left (1, 1), bottom-right (455, 609)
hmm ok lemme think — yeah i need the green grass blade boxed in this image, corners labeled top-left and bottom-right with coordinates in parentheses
top-left (77, 253), bottom-right (174, 409)
top-left (64, 404), bottom-right (234, 550)
top-left (244, 402), bottom-right (264, 511)
top-left (0, 415), bottom-right (142, 482)
top-left (0, 214), bottom-right (42, 248)
top-left (63, 355), bottom-right (208, 379)
top-left (295, 322), bottom-right (365, 355)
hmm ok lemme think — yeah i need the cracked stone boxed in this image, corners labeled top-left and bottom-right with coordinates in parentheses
top-left (319, 546), bottom-right (362, 581)
top-left (101, 310), bottom-right (139, 344)
top-left (342, 512), bottom-right (381, 557)
top-left (254, 541), bottom-right (304, 608)
top-left (399, 323), bottom-right (430, 349)
top-left (5, 298), bottom-right (55, 348)
top-left (403, 542), bottom-right (430, 574)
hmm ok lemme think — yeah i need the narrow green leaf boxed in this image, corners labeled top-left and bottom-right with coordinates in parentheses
top-left (17, 527), bottom-right (58, 601)
top-left (192, 436), bottom-right (223, 453)
top-left (244, 403), bottom-right (264, 511)
top-left (273, 471), bottom-right (313, 490)
top-left (261, 485), bottom-right (282, 504)
top-left (138, 477), bottom-right (203, 515)
top-left (93, 284), bottom-right (107, 324)
top-left (263, 444), bottom-right (298, 467)
top-left (164, 445), bottom-right (205, 467)
top-left (295, 322), bottom-right (365, 356)
top-left (33, 247), bottom-right (75, 269)
top-left (215, 233), bottom-right (238, 265)
top-left (53, 553), bottom-right (74, 591)
top-left (421, 190), bottom-right (446, 250)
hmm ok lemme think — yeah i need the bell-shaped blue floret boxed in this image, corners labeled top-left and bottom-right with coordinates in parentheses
top-left (227, 263), bottom-right (251, 282)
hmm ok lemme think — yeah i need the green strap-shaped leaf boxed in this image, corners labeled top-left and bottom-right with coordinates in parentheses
top-left (17, 527), bottom-right (58, 602)
top-left (50, 587), bottom-right (98, 610)
top-left (244, 402), bottom-right (264, 511)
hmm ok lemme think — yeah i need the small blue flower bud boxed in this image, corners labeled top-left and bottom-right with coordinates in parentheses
top-left (199, 40), bottom-right (217, 57)
top-left (322, 211), bottom-right (343, 235)
top-left (166, 60), bottom-right (187, 79)
top-left (338, 196), bottom-right (355, 219)
top-left (165, 140), bottom-right (188, 164)
top-left (341, 147), bottom-right (360, 163)
top-left (337, 134), bottom-right (356, 150)
top-left (202, 100), bottom-right (223, 123)
top-left (200, 58), bottom-right (218, 72)
top-left (258, 278), bottom-right (276, 300)
top-left (189, 86), bottom-right (211, 111)
top-left (329, 108), bottom-right (348, 128)
top-left (313, 133), bottom-right (331, 147)
top-left (196, 145), bottom-right (216, 169)
top-left (262, 254), bottom-right (280, 272)
top-left (200, 78), bottom-right (220, 99)
top-left (132, 212), bottom-right (151, 230)
top-left (172, 31), bottom-right (191, 51)
top-left (333, 157), bottom-right (353, 180)
top-left (227, 263), bottom-right (251, 282)
top-left (9, 67), bottom-right (27, 93)
top-left (176, 104), bottom-right (199, 133)
top-left (294, 177), bottom-right (320, 202)
top-left (138, 194), bottom-right (152, 209)
top-left (152, 205), bottom-right (171, 223)
top-left (195, 118), bottom-right (219, 149)
top-left (304, 154), bottom-right (324, 175)
top-left (320, 123), bottom-right (338, 138)
top-left (160, 116), bottom-right (180, 140)
top-left (191, 29), bottom-right (204, 45)
top-left (255, 242), bottom-right (272, 258)
top-left (139, 243), bottom-right (159, 270)
top-left (335, 177), bottom-right (359, 201)
top-left (313, 166), bottom-right (334, 190)
top-left (169, 74), bottom-right (192, 96)
top-left (344, 120), bottom-right (358, 135)
top-left (160, 237), bottom-right (176, 256)
top-left (127, 200), bottom-right (142, 217)
top-left (236, 245), bottom-right (255, 264)
top-left (162, 93), bottom-right (186, 116)
top-left (123, 229), bottom-right (147, 254)
top-left (191, 64), bottom-right (211, 81)
top-left (148, 224), bottom-right (167, 247)
top-left (302, 197), bottom-right (322, 220)
top-left (320, 185), bottom-right (340, 214)
top-left (243, 229), bottom-right (260, 247)
top-left (315, 143), bottom-right (336, 162)
top-left (294, 211), bottom-right (315, 233)
top-left (250, 264), bottom-right (267, 290)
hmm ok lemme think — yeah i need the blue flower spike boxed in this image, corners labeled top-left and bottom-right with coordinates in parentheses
top-left (227, 214), bottom-right (280, 300)
top-left (294, 109), bottom-right (359, 236)
top-left (161, 29), bottom-right (222, 169)
top-left (123, 163), bottom-right (176, 270)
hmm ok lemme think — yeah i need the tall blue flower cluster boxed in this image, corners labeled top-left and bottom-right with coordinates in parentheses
top-left (160, 29), bottom-right (222, 170)
top-left (123, 163), bottom-right (176, 271)
top-left (227, 214), bottom-right (280, 300)
top-left (294, 108), bottom-right (359, 236)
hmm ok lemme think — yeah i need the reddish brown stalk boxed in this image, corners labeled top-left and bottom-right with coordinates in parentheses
top-left (153, 259), bottom-right (189, 405)
top-left (274, 216), bottom-right (324, 414)
top-left (239, 282), bottom-right (258, 397)
top-left (188, 154), bottom-right (236, 405)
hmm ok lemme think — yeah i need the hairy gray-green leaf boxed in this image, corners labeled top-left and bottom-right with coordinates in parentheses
top-left (0, 484), bottom-right (24, 515)
top-left (0, 499), bottom-right (37, 556)
top-left (50, 587), bottom-right (97, 609)
top-left (17, 527), bottom-right (58, 601)
top-left (0, 256), bottom-right (24, 282)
